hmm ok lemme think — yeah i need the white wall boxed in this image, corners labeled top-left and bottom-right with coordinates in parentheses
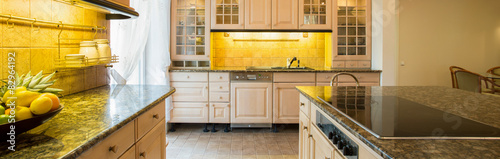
top-left (397, 0), bottom-right (500, 86)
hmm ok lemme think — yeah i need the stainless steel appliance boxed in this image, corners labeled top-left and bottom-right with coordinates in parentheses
top-left (230, 72), bottom-right (273, 128)
top-left (316, 110), bottom-right (359, 159)
top-left (318, 86), bottom-right (500, 139)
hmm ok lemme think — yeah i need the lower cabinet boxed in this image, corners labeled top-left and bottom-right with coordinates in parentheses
top-left (310, 124), bottom-right (335, 159)
top-left (273, 83), bottom-right (315, 123)
top-left (299, 111), bottom-right (310, 159)
top-left (209, 103), bottom-right (231, 123)
top-left (170, 102), bottom-right (209, 123)
top-left (231, 83), bottom-right (273, 123)
top-left (78, 102), bottom-right (166, 159)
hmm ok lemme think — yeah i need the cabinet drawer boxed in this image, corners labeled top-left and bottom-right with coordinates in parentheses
top-left (78, 121), bottom-right (135, 159)
top-left (299, 94), bottom-right (311, 118)
top-left (209, 73), bottom-right (230, 82)
top-left (136, 100), bottom-right (166, 141)
top-left (170, 102), bottom-right (209, 123)
top-left (316, 73), bottom-right (380, 83)
top-left (358, 61), bottom-right (371, 68)
top-left (209, 103), bottom-right (231, 123)
top-left (345, 61), bottom-right (358, 68)
top-left (170, 72), bottom-right (208, 82)
top-left (274, 73), bottom-right (316, 83)
top-left (171, 82), bottom-right (208, 102)
top-left (332, 61), bottom-right (345, 68)
top-left (210, 92), bottom-right (230, 102)
top-left (209, 83), bottom-right (230, 92)
top-left (118, 145), bottom-right (135, 159)
top-left (136, 119), bottom-right (166, 159)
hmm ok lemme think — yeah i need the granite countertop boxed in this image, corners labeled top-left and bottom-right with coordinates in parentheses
top-left (0, 85), bottom-right (175, 159)
top-left (296, 86), bottom-right (500, 159)
top-left (170, 67), bottom-right (382, 72)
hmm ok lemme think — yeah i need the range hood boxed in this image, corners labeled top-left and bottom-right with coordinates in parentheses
top-left (60, 0), bottom-right (139, 19)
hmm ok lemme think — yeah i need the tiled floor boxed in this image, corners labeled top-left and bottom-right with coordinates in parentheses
top-left (166, 124), bottom-right (299, 159)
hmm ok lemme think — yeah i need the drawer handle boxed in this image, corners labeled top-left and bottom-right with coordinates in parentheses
top-left (219, 76), bottom-right (223, 79)
top-left (212, 104), bottom-right (215, 107)
top-left (109, 145), bottom-right (117, 153)
top-left (153, 114), bottom-right (159, 119)
top-left (140, 152), bottom-right (146, 157)
top-left (227, 104), bottom-right (230, 107)
top-left (219, 86), bottom-right (223, 89)
top-left (187, 76), bottom-right (190, 79)
top-left (219, 96), bottom-right (223, 99)
top-left (300, 102), bottom-right (305, 106)
top-left (308, 134), bottom-right (312, 138)
top-left (206, 104), bottom-right (209, 107)
top-left (303, 126), bottom-right (308, 130)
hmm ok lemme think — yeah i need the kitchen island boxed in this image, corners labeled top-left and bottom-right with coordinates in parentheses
top-left (0, 85), bottom-right (175, 158)
top-left (296, 86), bottom-right (500, 158)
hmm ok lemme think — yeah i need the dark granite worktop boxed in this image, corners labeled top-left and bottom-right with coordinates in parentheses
top-left (0, 85), bottom-right (175, 158)
top-left (296, 86), bottom-right (500, 159)
top-left (170, 67), bottom-right (382, 72)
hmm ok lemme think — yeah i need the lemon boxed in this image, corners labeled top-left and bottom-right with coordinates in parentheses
top-left (30, 97), bottom-right (52, 115)
top-left (15, 106), bottom-right (33, 121)
top-left (14, 91), bottom-right (40, 106)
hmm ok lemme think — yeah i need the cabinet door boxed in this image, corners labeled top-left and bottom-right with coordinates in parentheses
top-left (245, 0), bottom-right (272, 29)
top-left (299, 111), bottom-right (310, 159)
top-left (170, 102), bottom-right (209, 123)
top-left (171, 82), bottom-right (208, 102)
top-left (231, 83), bottom-right (273, 123)
top-left (273, 83), bottom-right (315, 123)
top-left (272, 0), bottom-right (298, 29)
top-left (299, 0), bottom-right (332, 30)
top-left (311, 125), bottom-right (334, 159)
top-left (171, 0), bottom-right (210, 67)
top-left (211, 0), bottom-right (245, 29)
top-left (209, 103), bottom-right (231, 123)
top-left (136, 119), bottom-right (166, 159)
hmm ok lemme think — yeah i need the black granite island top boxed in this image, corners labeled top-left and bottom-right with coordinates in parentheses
top-left (170, 67), bottom-right (382, 73)
top-left (0, 85), bottom-right (175, 158)
top-left (296, 86), bottom-right (500, 159)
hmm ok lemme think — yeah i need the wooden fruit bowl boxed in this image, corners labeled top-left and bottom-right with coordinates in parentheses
top-left (0, 106), bottom-right (64, 138)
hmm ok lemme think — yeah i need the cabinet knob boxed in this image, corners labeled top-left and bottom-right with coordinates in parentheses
top-left (213, 104), bottom-right (215, 107)
top-left (227, 104), bottom-right (230, 107)
top-left (300, 102), bottom-right (305, 106)
top-left (303, 126), bottom-right (308, 130)
top-left (219, 76), bottom-right (223, 79)
top-left (325, 76), bottom-right (330, 79)
top-left (219, 86), bottom-right (223, 89)
top-left (187, 76), bottom-right (190, 79)
top-left (108, 145), bottom-right (117, 153)
top-left (139, 152), bottom-right (146, 157)
top-left (308, 134), bottom-right (313, 138)
top-left (153, 114), bottom-right (159, 119)
top-left (206, 104), bottom-right (209, 107)
top-left (219, 96), bottom-right (223, 99)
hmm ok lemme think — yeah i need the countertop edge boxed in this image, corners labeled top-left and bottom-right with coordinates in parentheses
top-left (295, 87), bottom-right (394, 159)
top-left (59, 87), bottom-right (176, 159)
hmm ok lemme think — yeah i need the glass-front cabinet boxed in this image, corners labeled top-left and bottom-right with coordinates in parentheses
top-left (299, 0), bottom-right (332, 30)
top-left (332, 0), bottom-right (371, 68)
top-left (211, 0), bottom-right (245, 30)
top-left (171, 0), bottom-right (211, 68)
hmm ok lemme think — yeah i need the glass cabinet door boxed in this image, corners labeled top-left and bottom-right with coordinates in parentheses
top-left (299, 0), bottom-right (332, 30)
top-left (211, 0), bottom-right (245, 29)
top-left (333, 0), bottom-right (371, 67)
top-left (172, 0), bottom-right (210, 68)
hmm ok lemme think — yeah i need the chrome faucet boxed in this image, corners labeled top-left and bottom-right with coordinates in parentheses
top-left (287, 57), bottom-right (297, 68)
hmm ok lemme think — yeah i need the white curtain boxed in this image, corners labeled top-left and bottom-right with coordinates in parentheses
top-left (111, 0), bottom-right (173, 121)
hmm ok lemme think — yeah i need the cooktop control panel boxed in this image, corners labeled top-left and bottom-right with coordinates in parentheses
top-left (230, 72), bottom-right (273, 82)
top-left (317, 111), bottom-right (358, 159)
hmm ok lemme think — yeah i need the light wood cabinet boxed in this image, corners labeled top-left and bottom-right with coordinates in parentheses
top-left (299, 0), bottom-right (332, 30)
top-left (211, 0), bottom-right (245, 29)
top-left (136, 119), bottom-right (166, 159)
top-left (299, 111), bottom-right (310, 159)
top-left (272, 0), bottom-right (298, 29)
top-left (170, 102), bottom-right (209, 123)
top-left (171, 0), bottom-right (211, 68)
top-left (231, 83), bottom-right (273, 123)
top-left (332, 0), bottom-right (372, 68)
top-left (79, 101), bottom-right (166, 159)
top-left (171, 82), bottom-right (209, 102)
top-left (299, 94), bottom-right (311, 118)
top-left (208, 72), bottom-right (230, 123)
top-left (209, 103), bottom-right (231, 123)
top-left (245, 0), bottom-right (272, 29)
top-left (273, 83), bottom-right (315, 123)
top-left (310, 124), bottom-right (334, 159)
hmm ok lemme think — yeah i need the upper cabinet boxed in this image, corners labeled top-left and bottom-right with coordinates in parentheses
top-left (272, 0), bottom-right (299, 29)
top-left (211, 0), bottom-right (329, 30)
top-left (332, 0), bottom-right (371, 68)
top-left (299, 0), bottom-right (332, 30)
top-left (211, 0), bottom-right (245, 30)
top-left (171, 0), bottom-right (211, 68)
top-left (245, 0), bottom-right (272, 29)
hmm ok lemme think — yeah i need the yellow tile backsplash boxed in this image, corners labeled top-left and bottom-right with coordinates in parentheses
top-left (0, 0), bottom-right (110, 95)
top-left (211, 32), bottom-right (330, 67)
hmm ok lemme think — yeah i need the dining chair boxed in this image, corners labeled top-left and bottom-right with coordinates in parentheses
top-left (454, 70), bottom-right (499, 94)
top-left (487, 66), bottom-right (500, 92)
top-left (449, 66), bottom-right (466, 88)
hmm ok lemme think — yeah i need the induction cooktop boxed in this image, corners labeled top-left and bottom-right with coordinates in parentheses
top-left (317, 86), bottom-right (500, 139)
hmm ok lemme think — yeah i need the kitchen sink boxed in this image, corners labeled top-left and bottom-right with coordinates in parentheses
top-left (246, 66), bottom-right (315, 70)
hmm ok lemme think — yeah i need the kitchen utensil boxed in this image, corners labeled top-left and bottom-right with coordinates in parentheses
top-left (79, 41), bottom-right (99, 63)
top-left (94, 39), bottom-right (111, 63)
